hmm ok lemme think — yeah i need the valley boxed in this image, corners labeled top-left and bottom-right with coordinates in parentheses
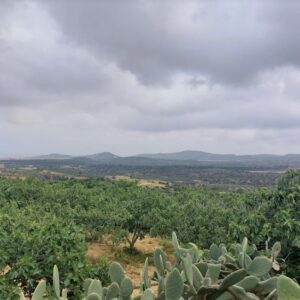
top-left (1, 150), bottom-right (298, 189)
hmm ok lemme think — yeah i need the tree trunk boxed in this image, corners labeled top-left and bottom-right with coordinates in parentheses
top-left (126, 227), bottom-right (140, 253)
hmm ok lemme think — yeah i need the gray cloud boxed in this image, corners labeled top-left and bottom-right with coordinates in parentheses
top-left (0, 0), bottom-right (300, 156)
top-left (43, 0), bottom-right (300, 86)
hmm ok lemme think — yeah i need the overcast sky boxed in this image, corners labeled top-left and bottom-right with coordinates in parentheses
top-left (1, 0), bottom-right (300, 157)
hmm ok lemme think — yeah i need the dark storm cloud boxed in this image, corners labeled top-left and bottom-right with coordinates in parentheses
top-left (43, 0), bottom-right (300, 86)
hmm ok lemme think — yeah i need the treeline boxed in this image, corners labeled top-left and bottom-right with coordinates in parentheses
top-left (0, 170), bottom-right (299, 298)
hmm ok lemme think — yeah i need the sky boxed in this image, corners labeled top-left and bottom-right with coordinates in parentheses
top-left (1, 0), bottom-right (300, 157)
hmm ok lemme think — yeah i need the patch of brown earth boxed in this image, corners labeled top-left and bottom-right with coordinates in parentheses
top-left (0, 265), bottom-right (11, 276)
top-left (137, 179), bottom-right (168, 188)
top-left (87, 236), bottom-right (172, 296)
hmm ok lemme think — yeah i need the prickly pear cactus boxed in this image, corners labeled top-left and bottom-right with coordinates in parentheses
top-left (18, 233), bottom-right (300, 300)
top-left (277, 275), bottom-right (300, 300)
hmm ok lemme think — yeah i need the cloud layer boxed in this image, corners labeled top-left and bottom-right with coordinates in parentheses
top-left (1, 0), bottom-right (300, 156)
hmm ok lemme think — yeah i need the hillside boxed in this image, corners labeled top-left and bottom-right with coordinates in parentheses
top-left (137, 150), bottom-right (237, 161)
top-left (85, 152), bottom-right (120, 161)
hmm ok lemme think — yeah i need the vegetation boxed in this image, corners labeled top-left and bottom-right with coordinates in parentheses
top-left (1, 158), bottom-right (284, 188)
top-left (0, 170), bottom-right (299, 298)
top-left (18, 233), bottom-right (300, 299)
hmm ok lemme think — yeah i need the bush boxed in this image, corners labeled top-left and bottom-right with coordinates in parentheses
top-left (0, 208), bottom-right (89, 298)
top-left (86, 257), bottom-right (110, 286)
top-left (228, 170), bottom-right (300, 281)
top-left (0, 276), bottom-right (20, 300)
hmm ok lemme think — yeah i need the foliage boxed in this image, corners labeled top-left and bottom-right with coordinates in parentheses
top-left (0, 169), bottom-right (299, 296)
top-left (0, 275), bottom-right (21, 300)
top-left (0, 207), bottom-right (109, 299)
top-left (2, 157), bottom-right (284, 188)
top-left (86, 258), bottom-right (110, 289)
top-left (277, 275), bottom-right (300, 300)
top-left (229, 170), bottom-right (300, 280)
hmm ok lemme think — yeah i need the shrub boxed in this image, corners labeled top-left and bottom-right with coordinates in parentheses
top-left (0, 208), bottom-right (89, 298)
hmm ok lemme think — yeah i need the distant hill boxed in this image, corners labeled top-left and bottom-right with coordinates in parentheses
top-left (137, 150), bottom-right (236, 161)
top-left (85, 152), bottom-right (120, 161)
top-left (14, 150), bottom-right (300, 168)
top-left (29, 153), bottom-right (73, 160)
top-left (138, 151), bottom-right (300, 167)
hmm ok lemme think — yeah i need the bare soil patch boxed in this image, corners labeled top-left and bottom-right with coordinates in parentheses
top-left (87, 236), bottom-right (173, 295)
top-left (137, 179), bottom-right (168, 188)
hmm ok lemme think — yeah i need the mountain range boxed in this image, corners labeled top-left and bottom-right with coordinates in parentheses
top-left (25, 150), bottom-right (300, 168)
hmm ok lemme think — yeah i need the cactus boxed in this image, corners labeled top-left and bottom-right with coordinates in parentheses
top-left (88, 280), bottom-right (103, 297)
top-left (86, 293), bottom-right (102, 300)
top-left (141, 288), bottom-right (155, 300)
top-left (271, 242), bottom-right (281, 271)
top-left (187, 242), bottom-right (202, 262)
top-left (227, 286), bottom-right (259, 300)
top-left (195, 262), bottom-right (208, 277)
top-left (165, 268), bottom-right (184, 300)
top-left (61, 289), bottom-right (68, 299)
top-left (84, 279), bottom-right (93, 297)
top-left (109, 262), bottom-right (125, 286)
top-left (242, 238), bottom-right (248, 253)
top-left (106, 282), bottom-right (120, 300)
top-left (256, 277), bottom-right (278, 294)
top-left (237, 276), bottom-right (260, 291)
top-left (271, 242), bottom-right (281, 261)
top-left (209, 243), bottom-right (222, 261)
top-left (31, 280), bottom-right (46, 300)
top-left (53, 265), bottom-right (60, 299)
top-left (53, 265), bottom-right (68, 299)
top-left (141, 257), bottom-right (151, 291)
top-left (154, 248), bottom-right (167, 276)
top-left (192, 264), bottom-right (203, 292)
top-left (17, 234), bottom-right (298, 300)
top-left (219, 269), bottom-right (248, 290)
top-left (246, 257), bottom-right (272, 277)
top-left (172, 232), bottom-right (181, 264)
top-left (205, 263), bottom-right (221, 284)
top-left (277, 275), bottom-right (300, 300)
top-left (182, 253), bottom-right (193, 285)
top-left (120, 277), bottom-right (134, 298)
